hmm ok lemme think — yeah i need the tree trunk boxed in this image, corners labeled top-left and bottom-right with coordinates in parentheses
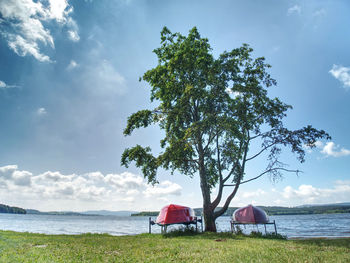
top-left (203, 206), bottom-right (217, 232)
top-left (197, 140), bottom-right (218, 232)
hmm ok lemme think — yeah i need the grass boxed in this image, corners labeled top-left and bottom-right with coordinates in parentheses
top-left (0, 230), bottom-right (349, 262)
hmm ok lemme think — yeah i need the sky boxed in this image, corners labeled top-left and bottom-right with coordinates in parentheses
top-left (0, 0), bottom-right (349, 212)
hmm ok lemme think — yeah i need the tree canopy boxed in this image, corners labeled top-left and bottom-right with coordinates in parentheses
top-left (121, 27), bottom-right (330, 231)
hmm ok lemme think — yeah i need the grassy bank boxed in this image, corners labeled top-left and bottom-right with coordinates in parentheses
top-left (0, 230), bottom-right (349, 262)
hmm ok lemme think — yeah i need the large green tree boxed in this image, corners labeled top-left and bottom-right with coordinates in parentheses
top-left (121, 27), bottom-right (330, 232)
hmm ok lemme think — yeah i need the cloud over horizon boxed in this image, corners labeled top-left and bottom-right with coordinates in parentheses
top-left (282, 181), bottom-right (350, 204)
top-left (0, 165), bottom-right (182, 211)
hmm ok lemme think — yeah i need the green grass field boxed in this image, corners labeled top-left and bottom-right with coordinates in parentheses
top-left (0, 230), bottom-right (349, 262)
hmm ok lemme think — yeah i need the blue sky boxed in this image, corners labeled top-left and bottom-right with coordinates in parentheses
top-left (0, 0), bottom-right (349, 212)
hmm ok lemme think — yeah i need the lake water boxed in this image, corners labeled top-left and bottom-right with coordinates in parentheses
top-left (0, 213), bottom-right (349, 239)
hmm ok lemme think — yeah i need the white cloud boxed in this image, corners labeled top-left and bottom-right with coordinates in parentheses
top-left (67, 60), bottom-right (79, 70)
top-left (143, 180), bottom-right (182, 197)
top-left (0, 165), bottom-right (32, 186)
top-left (12, 170), bottom-right (32, 186)
top-left (7, 35), bottom-right (52, 62)
top-left (304, 140), bottom-right (350, 158)
top-left (0, 165), bottom-right (19, 179)
top-left (47, 0), bottom-right (72, 21)
top-left (329, 64), bottom-right (350, 90)
top-left (0, 165), bottom-right (182, 211)
top-left (82, 60), bottom-right (127, 96)
top-left (0, 0), bottom-right (79, 62)
top-left (105, 172), bottom-right (144, 189)
top-left (282, 181), bottom-right (350, 204)
top-left (242, 189), bottom-right (266, 198)
top-left (67, 17), bottom-right (80, 42)
top-left (68, 30), bottom-right (80, 42)
top-left (0, 80), bottom-right (6, 88)
top-left (321, 142), bottom-right (350, 157)
top-left (37, 107), bottom-right (47, 115)
top-left (313, 140), bottom-right (324, 148)
top-left (0, 80), bottom-right (19, 89)
top-left (287, 5), bottom-right (301, 15)
top-left (225, 88), bottom-right (241, 98)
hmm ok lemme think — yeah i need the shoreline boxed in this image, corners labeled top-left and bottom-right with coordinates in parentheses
top-left (288, 235), bottom-right (350, 240)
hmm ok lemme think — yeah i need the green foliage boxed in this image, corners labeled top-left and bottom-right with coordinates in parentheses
top-left (163, 226), bottom-right (198, 238)
top-left (131, 211), bottom-right (159, 216)
top-left (122, 26), bottom-right (330, 231)
top-left (247, 231), bottom-right (287, 240)
top-left (0, 204), bottom-right (26, 214)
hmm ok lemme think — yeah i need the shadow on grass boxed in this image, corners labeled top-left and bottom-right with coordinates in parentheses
top-left (245, 231), bottom-right (287, 240)
top-left (161, 227), bottom-right (286, 241)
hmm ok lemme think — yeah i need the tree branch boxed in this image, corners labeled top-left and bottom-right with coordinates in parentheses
top-left (223, 167), bottom-right (302, 187)
top-left (211, 131), bottom-right (223, 208)
top-left (246, 142), bottom-right (276, 161)
top-left (214, 129), bottom-right (250, 219)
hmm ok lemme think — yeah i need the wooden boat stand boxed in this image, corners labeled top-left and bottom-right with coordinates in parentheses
top-left (231, 220), bottom-right (278, 235)
top-left (149, 216), bottom-right (203, 234)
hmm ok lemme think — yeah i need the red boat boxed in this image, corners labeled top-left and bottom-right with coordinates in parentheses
top-left (156, 204), bottom-right (196, 225)
top-left (231, 205), bottom-right (277, 234)
top-left (232, 204), bottom-right (269, 223)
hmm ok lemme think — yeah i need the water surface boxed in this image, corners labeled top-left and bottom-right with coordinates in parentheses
top-left (0, 213), bottom-right (349, 238)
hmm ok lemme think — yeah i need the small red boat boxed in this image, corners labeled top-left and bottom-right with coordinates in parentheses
top-left (155, 204), bottom-right (196, 225)
top-left (232, 204), bottom-right (269, 223)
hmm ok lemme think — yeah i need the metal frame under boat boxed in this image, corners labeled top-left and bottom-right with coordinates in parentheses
top-left (230, 220), bottom-right (278, 235)
top-left (149, 216), bottom-right (203, 234)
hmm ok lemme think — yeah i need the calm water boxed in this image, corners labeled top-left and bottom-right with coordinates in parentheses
top-left (0, 213), bottom-right (349, 238)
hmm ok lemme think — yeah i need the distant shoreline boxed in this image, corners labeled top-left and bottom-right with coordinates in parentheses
top-left (1, 202), bottom-right (350, 216)
top-left (288, 236), bottom-right (350, 240)
top-left (132, 204), bottom-right (350, 217)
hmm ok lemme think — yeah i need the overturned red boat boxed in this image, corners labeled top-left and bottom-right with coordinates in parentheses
top-left (232, 204), bottom-right (269, 223)
top-left (156, 204), bottom-right (196, 225)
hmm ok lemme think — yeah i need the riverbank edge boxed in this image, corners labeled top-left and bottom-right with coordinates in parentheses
top-left (1, 229), bottom-right (350, 240)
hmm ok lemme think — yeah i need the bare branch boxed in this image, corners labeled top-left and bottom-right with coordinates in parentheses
top-left (203, 131), bottom-right (216, 151)
top-left (246, 142), bottom-right (276, 161)
top-left (223, 167), bottom-right (302, 187)
top-left (222, 138), bottom-right (245, 183)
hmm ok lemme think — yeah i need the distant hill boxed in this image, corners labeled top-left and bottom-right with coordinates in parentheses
top-left (26, 210), bottom-right (88, 216)
top-left (0, 204), bottom-right (26, 214)
top-left (131, 211), bottom-right (159, 217)
top-left (296, 202), bottom-right (350, 208)
top-left (81, 210), bottom-right (138, 216)
top-left (25, 209), bottom-right (138, 216)
top-left (6, 202), bottom-right (350, 217)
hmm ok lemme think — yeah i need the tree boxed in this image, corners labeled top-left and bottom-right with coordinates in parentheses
top-left (121, 27), bottom-right (330, 232)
